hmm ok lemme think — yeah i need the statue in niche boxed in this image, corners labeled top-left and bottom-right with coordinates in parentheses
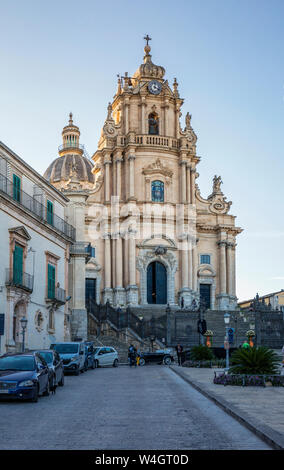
top-left (148, 113), bottom-right (159, 135)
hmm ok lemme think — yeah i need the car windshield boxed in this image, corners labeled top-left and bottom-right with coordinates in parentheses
top-left (0, 356), bottom-right (35, 371)
top-left (38, 352), bottom-right (53, 363)
top-left (51, 344), bottom-right (79, 354)
top-left (93, 348), bottom-right (100, 354)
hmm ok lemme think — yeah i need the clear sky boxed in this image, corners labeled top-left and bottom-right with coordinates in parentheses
top-left (0, 0), bottom-right (283, 302)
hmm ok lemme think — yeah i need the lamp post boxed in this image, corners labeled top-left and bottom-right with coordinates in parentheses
top-left (150, 335), bottom-right (155, 352)
top-left (20, 316), bottom-right (28, 352)
top-left (224, 312), bottom-right (230, 372)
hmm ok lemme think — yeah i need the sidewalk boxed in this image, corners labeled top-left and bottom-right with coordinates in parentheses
top-left (170, 364), bottom-right (284, 450)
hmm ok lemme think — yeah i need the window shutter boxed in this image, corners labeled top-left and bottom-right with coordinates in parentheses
top-left (47, 200), bottom-right (54, 225)
top-left (13, 245), bottom-right (23, 285)
top-left (48, 264), bottom-right (56, 299)
top-left (13, 174), bottom-right (21, 202)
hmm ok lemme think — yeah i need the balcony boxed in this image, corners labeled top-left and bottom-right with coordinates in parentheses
top-left (0, 173), bottom-right (75, 241)
top-left (5, 268), bottom-right (34, 293)
top-left (47, 286), bottom-right (66, 305)
top-left (134, 135), bottom-right (179, 149)
top-left (58, 143), bottom-right (84, 152)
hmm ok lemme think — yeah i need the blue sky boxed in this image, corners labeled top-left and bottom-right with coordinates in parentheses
top-left (0, 0), bottom-right (283, 301)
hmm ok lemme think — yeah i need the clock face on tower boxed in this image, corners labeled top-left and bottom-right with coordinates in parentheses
top-left (148, 80), bottom-right (162, 95)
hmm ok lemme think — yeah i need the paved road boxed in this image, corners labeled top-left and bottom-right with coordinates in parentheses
top-left (0, 365), bottom-right (271, 450)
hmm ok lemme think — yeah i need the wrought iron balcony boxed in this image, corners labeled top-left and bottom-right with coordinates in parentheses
top-left (0, 173), bottom-right (75, 241)
top-left (5, 268), bottom-right (34, 293)
top-left (58, 143), bottom-right (84, 152)
top-left (47, 286), bottom-right (66, 305)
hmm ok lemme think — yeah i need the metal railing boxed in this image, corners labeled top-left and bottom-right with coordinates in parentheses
top-left (58, 143), bottom-right (84, 152)
top-left (5, 268), bottom-right (34, 292)
top-left (0, 173), bottom-right (75, 240)
top-left (47, 286), bottom-right (66, 304)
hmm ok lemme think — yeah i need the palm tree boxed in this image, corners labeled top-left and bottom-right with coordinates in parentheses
top-left (229, 347), bottom-right (279, 375)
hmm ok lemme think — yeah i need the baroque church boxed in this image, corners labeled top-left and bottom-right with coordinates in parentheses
top-left (44, 37), bottom-right (242, 338)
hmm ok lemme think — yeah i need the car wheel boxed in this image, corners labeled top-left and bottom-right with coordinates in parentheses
top-left (43, 380), bottom-right (50, 397)
top-left (113, 359), bottom-right (118, 367)
top-left (58, 373), bottom-right (64, 386)
top-left (163, 356), bottom-right (172, 365)
top-left (31, 385), bottom-right (39, 403)
top-left (139, 358), bottom-right (145, 366)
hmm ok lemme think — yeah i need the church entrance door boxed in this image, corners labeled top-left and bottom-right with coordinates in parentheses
top-left (147, 261), bottom-right (167, 304)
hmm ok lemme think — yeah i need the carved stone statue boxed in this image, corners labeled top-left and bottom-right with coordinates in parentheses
top-left (213, 175), bottom-right (222, 193)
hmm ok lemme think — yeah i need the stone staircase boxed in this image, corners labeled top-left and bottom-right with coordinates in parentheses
top-left (88, 334), bottom-right (132, 363)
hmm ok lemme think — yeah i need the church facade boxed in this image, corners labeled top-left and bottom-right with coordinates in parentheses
top-left (44, 38), bottom-right (242, 337)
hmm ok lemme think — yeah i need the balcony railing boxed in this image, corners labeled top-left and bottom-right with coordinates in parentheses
top-left (0, 173), bottom-right (75, 241)
top-left (5, 268), bottom-right (34, 292)
top-left (47, 286), bottom-right (66, 304)
top-left (134, 135), bottom-right (179, 148)
top-left (58, 143), bottom-right (84, 152)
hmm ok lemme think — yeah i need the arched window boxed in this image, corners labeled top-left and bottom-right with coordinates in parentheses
top-left (151, 180), bottom-right (164, 202)
top-left (148, 113), bottom-right (159, 135)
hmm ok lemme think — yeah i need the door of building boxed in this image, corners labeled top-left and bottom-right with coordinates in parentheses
top-left (85, 278), bottom-right (96, 308)
top-left (147, 262), bottom-right (167, 304)
top-left (200, 283), bottom-right (211, 310)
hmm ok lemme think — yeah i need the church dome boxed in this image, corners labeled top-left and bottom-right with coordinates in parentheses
top-left (43, 113), bottom-right (94, 190)
top-left (44, 153), bottom-right (94, 188)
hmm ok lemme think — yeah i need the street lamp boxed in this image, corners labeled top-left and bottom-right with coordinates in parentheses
top-left (20, 316), bottom-right (28, 352)
top-left (224, 312), bottom-right (230, 372)
top-left (150, 335), bottom-right (155, 352)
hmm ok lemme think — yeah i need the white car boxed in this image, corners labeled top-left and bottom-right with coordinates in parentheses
top-left (93, 347), bottom-right (119, 368)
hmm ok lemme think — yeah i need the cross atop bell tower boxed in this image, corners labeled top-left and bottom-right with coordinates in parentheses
top-left (144, 34), bottom-right (152, 46)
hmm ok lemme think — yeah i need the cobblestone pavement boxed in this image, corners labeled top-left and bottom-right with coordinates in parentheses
top-left (171, 365), bottom-right (284, 449)
top-left (0, 365), bottom-right (271, 450)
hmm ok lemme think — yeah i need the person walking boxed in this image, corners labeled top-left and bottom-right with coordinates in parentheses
top-left (176, 343), bottom-right (183, 366)
top-left (128, 344), bottom-right (136, 367)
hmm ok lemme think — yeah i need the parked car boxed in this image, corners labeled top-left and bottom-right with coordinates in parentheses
top-left (50, 342), bottom-right (86, 375)
top-left (93, 347), bottom-right (119, 367)
top-left (139, 349), bottom-right (175, 366)
top-left (84, 343), bottom-right (95, 370)
top-left (0, 352), bottom-right (50, 402)
top-left (29, 349), bottom-right (64, 388)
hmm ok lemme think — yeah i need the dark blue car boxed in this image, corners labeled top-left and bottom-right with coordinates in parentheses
top-left (0, 352), bottom-right (50, 402)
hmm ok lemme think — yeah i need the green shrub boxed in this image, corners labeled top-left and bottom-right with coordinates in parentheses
top-left (190, 345), bottom-right (214, 361)
top-left (229, 347), bottom-right (279, 375)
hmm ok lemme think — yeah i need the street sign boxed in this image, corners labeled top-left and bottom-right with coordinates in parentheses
top-left (0, 314), bottom-right (4, 335)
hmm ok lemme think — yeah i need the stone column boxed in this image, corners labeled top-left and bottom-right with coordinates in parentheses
top-left (126, 229), bottom-right (138, 305)
top-left (163, 102), bottom-right (169, 136)
top-left (114, 233), bottom-right (125, 305)
top-left (179, 236), bottom-right (191, 307)
top-left (190, 167), bottom-right (196, 205)
top-left (124, 99), bottom-right (130, 134)
top-left (141, 100), bottom-right (147, 134)
top-left (103, 233), bottom-right (113, 304)
top-left (216, 238), bottom-right (230, 310)
top-left (128, 153), bottom-right (136, 201)
top-left (104, 155), bottom-right (112, 203)
top-left (116, 154), bottom-right (123, 199)
top-left (227, 241), bottom-right (237, 308)
top-left (187, 164), bottom-right (192, 204)
top-left (180, 160), bottom-right (187, 204)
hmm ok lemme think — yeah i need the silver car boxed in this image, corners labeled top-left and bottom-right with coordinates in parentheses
top-left (93, 347), bottom-right (119, 368)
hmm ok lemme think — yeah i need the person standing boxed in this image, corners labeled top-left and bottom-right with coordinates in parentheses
top-left (242, 340), bottom-right (250, 350)
top-left (128, 344), bottom-right (136, 367)
top-left (176, 343), bottom-right (183, 366)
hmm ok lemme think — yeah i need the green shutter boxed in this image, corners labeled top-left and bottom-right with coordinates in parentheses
top-left (13, 174), bottom-right (21, 202)
top-left (47, 264), bottom-right (56, 299)
top-left (47, 200), bottom-right (54, 225)
top-left (13, 244), bottom-right (23, 285)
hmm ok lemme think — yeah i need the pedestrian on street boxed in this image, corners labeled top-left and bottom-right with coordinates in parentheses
top-left (176, 343), bottom-right (183, 366)
top-left (128, 344), bottom-right (136, 367)
top-left (136, 348), bottom-right (141, 366)
top-left (242, 340), bottom-right (250, 349)
top-left (181, 297), bottom-right (184, 309)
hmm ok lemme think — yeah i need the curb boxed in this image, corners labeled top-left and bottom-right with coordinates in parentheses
top-left (170, 366), bottom-right (284, 450)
